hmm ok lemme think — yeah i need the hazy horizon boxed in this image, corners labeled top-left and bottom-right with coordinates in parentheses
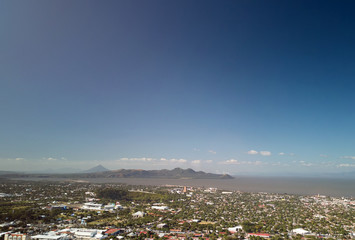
top-left (2, 164), bottom-right (355, 179)
top-left (2, 1), bottom-right (355, 177)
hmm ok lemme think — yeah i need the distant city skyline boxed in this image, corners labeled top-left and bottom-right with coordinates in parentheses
top-left (1, 1), bottom-right (355, 175)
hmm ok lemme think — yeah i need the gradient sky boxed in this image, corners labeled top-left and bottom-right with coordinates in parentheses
top-left (1, 0), bottom-right (355, 175)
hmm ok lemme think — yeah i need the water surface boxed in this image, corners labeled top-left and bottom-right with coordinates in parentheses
top-left (9, 176), bottom-right (355, 198)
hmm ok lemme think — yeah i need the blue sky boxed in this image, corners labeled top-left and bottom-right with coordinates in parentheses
top-left (1, 0), bottom-right (355, 175)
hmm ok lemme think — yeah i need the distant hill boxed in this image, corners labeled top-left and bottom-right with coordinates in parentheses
top-left (2, 167), bottom-right (233, 180)
top-left (82, 164), bottom-right (109, 173)
top-left (82, 168), bottom-right (233, 179)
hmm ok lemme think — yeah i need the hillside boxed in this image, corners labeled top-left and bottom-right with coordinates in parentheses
top-left (2, 168), bottom-right (233, 179)
top-left (84, 168), bottom-right (233, 179)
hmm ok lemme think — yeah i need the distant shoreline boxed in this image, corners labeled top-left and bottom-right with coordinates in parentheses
top-left (4, 176), bottom-right (355, 198)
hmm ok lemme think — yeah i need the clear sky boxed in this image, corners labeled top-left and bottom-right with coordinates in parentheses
top-left (1, 0), bottom-right (355, 175)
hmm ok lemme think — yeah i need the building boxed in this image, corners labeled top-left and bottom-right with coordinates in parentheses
top-left (31, 233), bottom-right (68, 240)
top-left (246, 233), bottom-right (270, 239)
top-left (70, 228), bottom-right (105, 240)
top-left (228, 225), bottom-right (243, 233)
top-left (81, 203), bottom-right (102, 211)
top-left (157, 223), bottom-right (168, 229)
top-left (151, 206), bottom-right (169, 210)
top-left (5, 233), bottom-right (30, 240)
top-left (103, 204), bottom-right (115, 211)
top-left (291, 228), bottom-right (311, 235)
top-left (132, 211), bottom-right (145, 218)
top-left (104, 229), bottom-right (124, 236)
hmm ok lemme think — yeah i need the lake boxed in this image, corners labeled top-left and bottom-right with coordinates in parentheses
top-left (9, 176), bottom-right (355, 198)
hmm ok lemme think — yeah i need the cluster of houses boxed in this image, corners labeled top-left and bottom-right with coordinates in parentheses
top-left (2, 226), bottom-right (318, 240)
top-left (1, 182), bottom-right (354, 240)
top-left (4, 228), bottom-right (125, 240)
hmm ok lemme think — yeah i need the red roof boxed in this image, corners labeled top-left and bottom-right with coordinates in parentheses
top-left (105, 229), bottom-right (121, 234)
top-left (248, 233), bottom-right (271, 237)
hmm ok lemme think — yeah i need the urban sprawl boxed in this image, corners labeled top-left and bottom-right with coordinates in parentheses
top-left (0, 181), bottom-right (354, 240)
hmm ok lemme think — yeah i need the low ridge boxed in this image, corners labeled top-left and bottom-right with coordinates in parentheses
top-left (1, 167), bottom-right (233, 179)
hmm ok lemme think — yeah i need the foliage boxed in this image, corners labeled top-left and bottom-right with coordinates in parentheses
top-left (96, 188), bottom-right (174, 203)
top-left (96, 188), bottom-right (129, 200)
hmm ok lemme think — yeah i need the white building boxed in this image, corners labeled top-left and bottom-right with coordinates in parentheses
top-left (81, 203), bottom-right (102, 211)
top-left (70, 228), bottom-right (106, 240)
top-left (291, 228), bottom-right (311, 235)
top-left (31, 232), bottom-right (68, 240)
top-left (132, 211), bottom-right (145, 218)
top-left (228, 226), bottom-right (243, 233)
top-left (103, 204), bottom-right (115, 211)
top-left (157, 223), bottom-right (168, 229)
top-left (151, 206), bottom-right (168, 210)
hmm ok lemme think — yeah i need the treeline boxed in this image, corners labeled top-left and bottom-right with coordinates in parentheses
top-left (96, 188), bottom-right (173, 203)
top-left (96, 188), bottom-right (129, 200)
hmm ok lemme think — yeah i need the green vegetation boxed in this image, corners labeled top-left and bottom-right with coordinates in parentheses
top-left (97, 187), bottom-right (178, 203)
top-left (96, 188), bottom-right (129, 200)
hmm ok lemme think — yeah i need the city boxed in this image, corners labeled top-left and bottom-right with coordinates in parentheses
top-left (1, 180), bottom-right (354, 240)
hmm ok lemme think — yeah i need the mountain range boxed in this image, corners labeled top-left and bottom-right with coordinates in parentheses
top-left (80, 167), bottom-right (233, 179)
top-left (1, 166), bottom-right (233, 179)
